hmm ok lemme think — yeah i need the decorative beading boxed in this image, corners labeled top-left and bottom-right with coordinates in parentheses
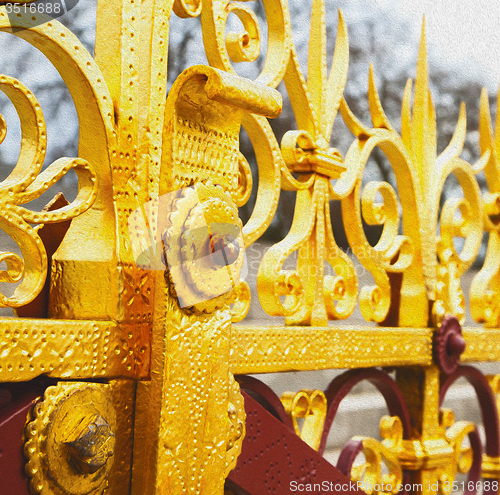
top-left (24, 382), bottom-right (116, 495)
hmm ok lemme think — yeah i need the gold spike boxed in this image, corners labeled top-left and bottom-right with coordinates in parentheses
top-left (339, 98), bottom-right (372, 139)
top-left (436, 103), bottom-right (466, 170)
top-left (472, 149), bottom-right (491, 174)
top-left (412, 19), bottom-right (436, 198)
top-left (368, 63), bottom-right (394, 131)
top-left (495, 82), bottom-right (500, 159)
top-left (323, 10), bottom-right (349, 140)
top-left (479, 87), bottom-right (493, 157)
top-left (401, 78), bottom-right (413, 157)
top-left (307, 0), bottom-right (327, 132)
top-left (480, 87), bottom-right (500, 192)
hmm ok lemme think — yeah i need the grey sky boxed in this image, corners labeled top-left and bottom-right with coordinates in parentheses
top-left (383, 0), bottom-right (500, 92)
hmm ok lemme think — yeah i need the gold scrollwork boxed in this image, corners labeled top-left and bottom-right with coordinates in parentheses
top-left (230, 280), bottom-right (251, 323)
top-left (364, 412), bottom-right (479, 494)
top-left (235, 152), bottom-right (253, 208)
top-left (224, 3), bottom-right (261, 64)
top-left (257, 9), bottom-right (358, 326)
top-left (173, 0), bottom-right (202, 18)
top-left (0, 75), bottom-right (97, 308)
top-left (349, 416), bottom-right (403, 495)
top-left (280, 389), bottom-right (327, 451)
top-left (437, 409), bottom-right (477, 495)
top-left (202, 0), bottom-right (292, 88)
top-left (339, 25), bottom-right (488, 326)
top-left (351, 438), bottom-right (402, 495)
top-left (432, 106), bottom-right (486, 325)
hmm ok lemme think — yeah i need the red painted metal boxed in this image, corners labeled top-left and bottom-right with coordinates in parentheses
top-left (0, 385), bottom-right (44, 495)
top-left (440, 366), bottom-right (499, 495)
top-left (236, 375), bottom-right (294, 430)
top-left (321, 369), bottom-right (412, 455)
top-left (434, 316), bottom-right (466, 374)
top-left (228, 391), bottom-right (365, 495)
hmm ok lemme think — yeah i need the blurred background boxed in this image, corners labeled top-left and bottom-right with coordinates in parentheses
top-left (1, 0), bottom-right (500, 469)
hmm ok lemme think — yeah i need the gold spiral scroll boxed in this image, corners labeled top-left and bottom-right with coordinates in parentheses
top-left (173, 0), bottom-right (202, 18)
top-left (201, 0), bottom-right (292, 88)
top-left (0, 75), bottom-right (97, 308)
top-left (0, 8), bottom-right (119, 320)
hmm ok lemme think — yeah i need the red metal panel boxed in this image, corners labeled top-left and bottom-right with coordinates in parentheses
top-left (228, 391), bottom-right (365, 495)
top-left (0, 388), bottom-right (41, 495)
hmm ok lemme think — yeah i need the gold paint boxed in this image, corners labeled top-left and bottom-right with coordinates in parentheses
top-left (230, 326), bottom-right (433, 373)
top-left (24, 382), bottom-right (116, 495)
top-left (281, 389), bottom-right (327, 451)
top-left (462, 329), bottom-right (500, 362)
top-left (1, 0), bottom-right (500, 493)
top-left (106, 380), bottom-right (136, 495)
top-left (161, 181), bottom-right (245, 313)
top-left (0, 75), bottom-right (97, 309)
top-left (352, 412), bottom-right (478, 495)
top-left (483, 376), bottom-right (500, 479)
top-left (482, 454), bottom-right (500, 479)
top-left (225, 374), bottom-right (246, 477)
top-left (130, 65), bottom-right (280, 495)
top-left (352, 432), bottom-right (403, 495)
top-left (5, 320), bottom-right (500, 384)
top-left (0, 319), bottom-right (149, 381)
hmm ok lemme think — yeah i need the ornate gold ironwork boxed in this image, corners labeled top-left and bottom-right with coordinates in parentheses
top-left (24, 382), bottom-right (116, 495)
top-left (281, 389), bottom-right (327, 450)
top-left (339, 410), bottom-right (478, 495)
top-left (471, 89), bottom-right (500, 327)
top-left (351, 433), bottom-right (403, 495)
top-left (0, 319), bottom-right (149, 381)
top-left (1, 0), bottom-right (500, 493)
top-left (378, 410), bottom-right (476, 477)
top-left (0, 75), bottom-right (97, 309)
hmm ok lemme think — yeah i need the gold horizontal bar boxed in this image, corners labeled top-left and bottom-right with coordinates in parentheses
top-left (462, 328), bottom-right (500, 363)
top-left (229, 326), bottom-right (433, 374)
top-left (0, 318), bottom-right (150, 382)
top-left (2, 320), bottom-right (498, 382)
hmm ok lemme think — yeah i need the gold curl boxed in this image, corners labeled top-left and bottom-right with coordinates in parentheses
top-left (0, 76), bottom-right (98, 308)
top-left (0, 252), bottom-right (23, 283)
top-left (350, 436), bottom-right (403, 495)
top-left (173, 0), bottom-right (202, 18)
top-left (202, 0), bottom-right (292, 88)
top-left (341, 134), bottom-right (421, 323)
top-left (437, 158), bottom-right (483, 274)
top-left (230, 280), bottom-right (251, 323)
top-left (235, 152), bottom-right (253, 208)
top-left (225, 3), bottom-right (261, 64)
top-left (470, 88), bottom-right (500, 325)
top-left (258, 175), bottom-right (358, 324)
